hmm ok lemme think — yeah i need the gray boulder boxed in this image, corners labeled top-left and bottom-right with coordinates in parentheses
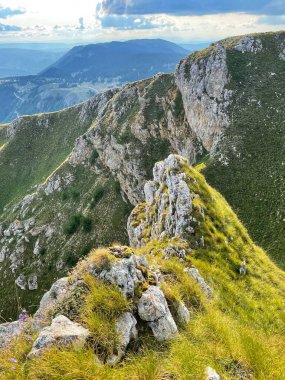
top-left (108, 312), bottom-right (137, 365)
top-left (32, 277), bottom-right (69, 330)
top-left (205, 367), bottom-right (221, 380)
top-left (0, 321), bottom-right (23, 348)
top-left (138, 286), bottom-right (178, 341)
top-left (96, 255), bottom-right (146, 298)
top-left (185, 266), bottom-right (213, 300)
top-left (28, 315), bottom-right (89, 358)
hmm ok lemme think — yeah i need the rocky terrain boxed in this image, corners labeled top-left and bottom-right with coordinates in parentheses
top-left (0, 30), bottom-right (285, 378)
top-left (1, 155), bottom-right (285, 379)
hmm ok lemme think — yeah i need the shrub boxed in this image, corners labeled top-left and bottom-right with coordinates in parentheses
top-left (82, 216), bottom-right (93, 233)
top-left (63, 214), bottom-right (82, 235)
top-left (90, 186), bottom-right (105, 209)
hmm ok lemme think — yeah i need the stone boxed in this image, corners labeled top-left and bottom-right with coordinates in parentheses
top-left (28, 315), bottom-right (89, 357)
top-left (108, 312), bottom-right (138, 365)
top-left (138, 286), bottom-right (178, 341)
top-left (128, 155), bottom-right (194, 247)
top-left (28, 274), bottom-right (38, 290)
top-left (15, 274), bottom-right (27, 290)
top-left (32, 277), bottom-right (70, 330)
top-left (176, 301), bottom-right (190, 325)
top-left (239, 259), bottom-right (247, 275)
top-left (185, 266), bottom-right (213, 300)
top-left (205, 367), bottom-right (221, 380)
top-left (96, 255), bottom-right (145, 298)
top-left (0, 321), bottom-right (23, 348)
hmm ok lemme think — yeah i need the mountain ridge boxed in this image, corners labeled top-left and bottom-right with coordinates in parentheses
top-left (0, 29), bottom-right (285, 321)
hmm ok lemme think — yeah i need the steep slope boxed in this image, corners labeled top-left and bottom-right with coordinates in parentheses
top-left (41, 39), bottom-right (188, 83)
top-left (0, 76), bottom-right (98, 124)
top-left (176, 31), bottom-right (285, 266)
top-left (2, 156), bottom-right (285, 379)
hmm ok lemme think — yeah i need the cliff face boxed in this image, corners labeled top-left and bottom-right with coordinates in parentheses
top-left (1, 31), bottom-right (285, 319)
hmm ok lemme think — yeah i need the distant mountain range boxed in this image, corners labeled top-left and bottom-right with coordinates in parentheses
top-left (40, 39), bottom-right (188, 83)
top-left (0, 48), bottom-right (65, 78)
top-left (0, 39), bottom-right (188, 123)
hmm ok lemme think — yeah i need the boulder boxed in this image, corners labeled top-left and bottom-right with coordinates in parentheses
top-left (32, 277), bottom-right (69, 330)
top-left (108, 312), bottom-right (137, 365)
top-left (138, 286), bottom-right (178, 341)
top-left (185, 266), bottom-right (213, 300)
top-left (28, 315), bottom-right (89, 358)
top-left (205, 367), bottom-right (221, 380)
top-left (96, 255), bottom-right (145, 298)
top-left (176, 301), bottom-right (190, 325)
top-left (0, 321), bottom-right (23, 348)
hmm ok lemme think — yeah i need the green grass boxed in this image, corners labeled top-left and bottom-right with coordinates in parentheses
top-left (3, 162), bottom-right (285, 378)
top-left (0, 162), bottom-right (133, 321)
top-left (0, 103), bottom-right (97, 213)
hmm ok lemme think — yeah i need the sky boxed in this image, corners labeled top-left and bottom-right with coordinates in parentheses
top-left (0, 0), bottom-right (285, 44)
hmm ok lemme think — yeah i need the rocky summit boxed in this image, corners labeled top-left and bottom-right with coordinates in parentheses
top-left (1, 30), bottom-right (285, 379)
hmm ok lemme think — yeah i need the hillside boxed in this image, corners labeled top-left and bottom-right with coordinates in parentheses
top-left (1, 156), bottom-right (285, 379)
top-left (0, 30), bottom-right (285, 326)
top-left (0, 39), bottom-right (188, 124)
top-left (41, 39), bottom-right (188, 83)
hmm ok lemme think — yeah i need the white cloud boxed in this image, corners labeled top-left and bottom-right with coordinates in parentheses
top-left (0, 0), bottom-right (283, 43)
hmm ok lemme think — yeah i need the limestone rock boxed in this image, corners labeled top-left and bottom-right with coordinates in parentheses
top-left (185, 266), bottom-right (213, 300)
top-left (176, 301), bottom-right (190, 325)
top-left (28, 274), bottom-right (38, 290)
top-left (28, 315), bottom-right (89, 357)
top-left (138, 286), bottom-right (178, 341)
top-left (128, 155), bottom-right (193, 247)
top-left (176, 44), bottom-right (231, 154)
top-left (32, 277), bottom-right (69, 330)
top-left (95, 255), bottom-right (146, 298)
top-left (205, 367), bottom-right (221, 380)
top-left (108, 312), bottom-right (138, 364)
top-left (0, 321), bottom-right (23, 348)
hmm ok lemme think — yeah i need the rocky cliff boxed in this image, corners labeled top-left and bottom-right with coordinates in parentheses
top-left (1, 30), bottom-right (285, 321)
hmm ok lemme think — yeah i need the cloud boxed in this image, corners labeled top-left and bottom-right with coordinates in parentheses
top-left (0, 6), bottom-right (25, 19)
top-left (78, 17), bottom-right (85, 30)
top-left (99, 14), bottom-right (164, 29)
top-left (97, 0), bottom-right (285, 17)
top-left (258, 15), bottom-right (285, 24)
top-left (0, 23), bottom-right (22, 32)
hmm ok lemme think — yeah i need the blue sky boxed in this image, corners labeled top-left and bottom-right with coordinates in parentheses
top-left (0, 0), bottom-right (285, 43)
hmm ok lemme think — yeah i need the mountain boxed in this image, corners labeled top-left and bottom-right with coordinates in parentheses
top-left (1, 32), bottom-right (285, 378)
top-left (0, 48), bottom-right (64, 78)
top-left (0, 39), bottom-right (188, 124)
top-left (1, 155), bottom-right (285, 378)
top-left (40, 39), bottom-right (188, 83)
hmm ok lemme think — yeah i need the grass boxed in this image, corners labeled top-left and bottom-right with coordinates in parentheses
top-left (2, 162), bottom-right (285, 378)
top-left (0, 162), bottom-right (132, 321)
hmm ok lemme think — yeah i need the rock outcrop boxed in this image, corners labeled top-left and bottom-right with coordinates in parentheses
top-left (128, 155), bottom-right (194, 247)
top-left (176, 43), bottom-right (231, 154)
top-left (28, 315), bottom-right (90, 358)
top-left (138, 286), bottom-right (178, 341)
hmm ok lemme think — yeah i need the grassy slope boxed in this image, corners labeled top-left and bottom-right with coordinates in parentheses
top-left (205, 32), bottom-right (285, 268)
top-left (0, 160), bottom-right (132, 321)
top-left (2, 162), bottom-right (285, 379)
top-left (0, 106), bottom-right (92, 213)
